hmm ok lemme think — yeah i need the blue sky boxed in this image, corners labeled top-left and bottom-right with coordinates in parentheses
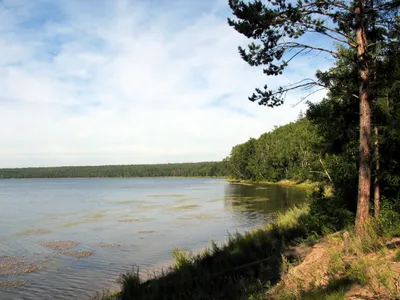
top-left (0, 0), bottom-right (332, 168)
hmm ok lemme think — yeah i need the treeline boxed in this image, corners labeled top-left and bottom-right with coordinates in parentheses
top-left (0, 162), bottom-right (229, 179)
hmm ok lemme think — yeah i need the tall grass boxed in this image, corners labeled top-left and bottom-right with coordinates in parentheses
top-left (95, 205), bottom-right (310, 300)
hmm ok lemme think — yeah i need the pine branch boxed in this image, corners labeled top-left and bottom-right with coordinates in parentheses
top-left (279, 42), bottom-right (341, 56)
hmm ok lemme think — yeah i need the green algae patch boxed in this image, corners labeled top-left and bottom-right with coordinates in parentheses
top-left (185, 213), bottom-right (216, 220)
top-left (60, 220), bottom-right (83, 228)
top-left (0, 280), bottom-right (25, 288)
top-left (87, 212), bottom-right (105, 219)
top-left (119, 217), bottom-right (155, 223)
top-left (146, 194), bottom-right (185, 198)
top-left (59, 212), bottom-right (108, 228)
top-left (91, 227), bottom-right (106, 231)
top-left (176, 197), bottom-right (200, 204)
top-left (62, 251), bottom-right (94, 258)
top-left (116, 199), bottom-right (148, 205)
top-left (0, 255), bottom-right (49, 276)
top-left (138, 230), bottom-right (156, 234)
top-left (172, 204), bottom-right (200, 210)
top-left (227, 205), bottom-right (254, 212)
top-left (136, 204), bottom-right (164, 211)
top-left (99, 243), bottom-right (121, 248)
top-left (42, 240), bottom-right (79, 251)
top-left (206, 198), bottom-right (223, 203)
top-left (15, 228), bottom-right (51, 237)
top-left (224, 199), bottom-right (242, 204)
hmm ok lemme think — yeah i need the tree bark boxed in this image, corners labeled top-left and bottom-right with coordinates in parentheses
top-left (374, 126), bottom-right (380, 218)
top-left (355, 0), bottom-right (372, 234)
top-left (370, 0), bottom-right (380, 219)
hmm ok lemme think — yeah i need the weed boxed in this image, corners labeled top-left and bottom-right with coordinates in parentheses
top-left (345, 257), bottom-right (369, 285)
top-left (118, 268), bottom-right (141, 300)
top-left (92, 289), bottom-right (119, 300)
top-left (394, 248), bottom-right (400, 262)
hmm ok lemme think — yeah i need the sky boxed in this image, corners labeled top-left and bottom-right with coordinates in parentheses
top-left (0, 0), bottom-right (334, 168)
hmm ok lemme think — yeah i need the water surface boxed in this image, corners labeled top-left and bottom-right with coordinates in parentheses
top-left (0, 178), bottom-right (306, 299)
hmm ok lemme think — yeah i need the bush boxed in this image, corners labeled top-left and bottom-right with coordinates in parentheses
top-left (377, 198), bottom-right (400, 238)
top-left (302, 188), bottom-right (354, 235)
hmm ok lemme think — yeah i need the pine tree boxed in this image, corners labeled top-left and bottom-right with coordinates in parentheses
top-left (228, 0), bottom-right (399, 233)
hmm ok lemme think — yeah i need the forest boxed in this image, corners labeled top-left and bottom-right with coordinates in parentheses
top-left (0, 162), bottom-right (228, 179)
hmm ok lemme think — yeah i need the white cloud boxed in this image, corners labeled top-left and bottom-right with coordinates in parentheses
top-left (0, 0), bottom-right (330, 168)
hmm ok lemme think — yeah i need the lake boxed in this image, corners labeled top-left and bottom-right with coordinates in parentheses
top-left (0, 178), bottom-right (306, 299)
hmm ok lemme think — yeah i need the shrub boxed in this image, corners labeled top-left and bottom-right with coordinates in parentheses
top-left (377, 198), bottom-right (400, 238)
top-left (302, 188), bottom-right (354, 235)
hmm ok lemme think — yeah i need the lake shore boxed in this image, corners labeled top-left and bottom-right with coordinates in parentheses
top-left (227, 178), bottom-right (321, 191)
top-left (94, 199), bottom-right (400, 300)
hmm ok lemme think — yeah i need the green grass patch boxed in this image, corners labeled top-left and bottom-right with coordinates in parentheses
top-left (394, 248), bottom-right (400, 262)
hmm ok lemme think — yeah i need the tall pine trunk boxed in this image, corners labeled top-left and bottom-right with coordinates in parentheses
top-left (355, 0), bottom-right (372, 234)
top-left (370, 0), bottom-right (380, 219)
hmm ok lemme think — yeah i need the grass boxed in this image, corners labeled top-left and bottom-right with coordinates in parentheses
top-left (93, 204), bottom-right (311, 300)
top-left (395, 248), bottom-right (400, 262)
top-left (297, 278), bottom-right (352, 300)
top-left (92, 289), bottom-right (119, 300)
top-left (271, 220), bottom-right (400, 300)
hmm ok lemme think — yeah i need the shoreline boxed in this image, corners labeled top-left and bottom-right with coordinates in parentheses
top-left (227, 178), bottom-right (321, 191)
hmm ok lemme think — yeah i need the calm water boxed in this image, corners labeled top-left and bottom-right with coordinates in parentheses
top-left (0, 178), bottom-right (306, 299)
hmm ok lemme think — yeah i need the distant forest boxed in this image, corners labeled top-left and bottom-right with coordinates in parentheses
top-left (0, 162), bottom-right (229, 179)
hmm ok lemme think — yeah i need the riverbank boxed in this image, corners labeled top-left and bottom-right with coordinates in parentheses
top-left (227, 178), bottom-right (321, 191)
top-left (94, 202), bottom-right (400, 299)
top-left (94, 204), bottom-right (313, 299)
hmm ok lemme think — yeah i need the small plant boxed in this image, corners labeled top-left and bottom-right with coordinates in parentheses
top-left (280, 254), bottom-right (291, 277)
top-left (394, 248), bottom-right (400, 262)
top-left (171, 248), bottom-right (192, 270)
top-left (345, 258), bottom-right (369, 285)
top-left (92, 289), bottom-right (119, 300)
top-left (376, 267), bottom-right (398, 298)
top-left (328, 250), bottom-right (346, 277)
top-left (117, 268), bottom-right (141, 300)
top-left (275, 204), bottom-right (309, 230)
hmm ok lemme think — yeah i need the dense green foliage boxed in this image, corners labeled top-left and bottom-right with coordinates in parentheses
top-left (0, 162), bottom-right (228, 179)
top-left (226, 118), bottom-right (324, 183)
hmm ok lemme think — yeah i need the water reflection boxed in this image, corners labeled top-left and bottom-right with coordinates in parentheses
top-left (223, 183), bottom-right (307, 226)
